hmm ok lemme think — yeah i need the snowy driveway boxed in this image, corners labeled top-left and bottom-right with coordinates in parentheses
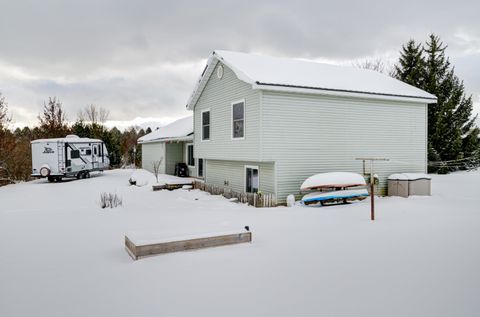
top-left (1, 169), bottom-right (479, 317)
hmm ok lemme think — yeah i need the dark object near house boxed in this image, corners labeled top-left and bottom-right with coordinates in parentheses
top-left (175, 163), bottom-right (189, 177)
top-left (244, 226), bottom-right (250, 232)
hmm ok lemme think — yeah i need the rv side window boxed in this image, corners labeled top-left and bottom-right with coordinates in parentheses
top-left (94, 146), bottom-right (98, 155)
top-left (85, 149), bottom-right (92, 155)
top-left (71, 150), bottom-right (80, 159)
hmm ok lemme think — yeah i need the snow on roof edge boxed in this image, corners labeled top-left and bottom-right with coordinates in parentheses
top-left (138, 116), bottom-right (193, 143)
top-left (186, 50), bottom-right (437, 110)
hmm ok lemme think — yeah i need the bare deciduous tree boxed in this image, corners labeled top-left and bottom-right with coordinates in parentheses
top-left (152, 158), bottom-right (163, 183)
top-left (353, 58), bottom-right (388, 74)
top-left (0, 93), bottom-right (12, 129)
top-left (78, 104), bottom-right (110, 124)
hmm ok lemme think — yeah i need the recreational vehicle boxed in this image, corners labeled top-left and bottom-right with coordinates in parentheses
top-left (31, 135), bottom-right (109, 182)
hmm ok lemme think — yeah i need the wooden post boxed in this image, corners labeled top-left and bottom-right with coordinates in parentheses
top-left (355, 157), bottom-right (389, 221)
top-left (370, 182), bottom-right (375, 221)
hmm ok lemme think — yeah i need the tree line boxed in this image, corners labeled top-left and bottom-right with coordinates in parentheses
top-left (0, 96), bottom-right (153, 184)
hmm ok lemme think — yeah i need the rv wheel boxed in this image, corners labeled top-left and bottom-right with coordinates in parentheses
top-left (86, 172), bottom-right (90, 178)
top-left (40, 167), bottom-right (50, 177)
top-left (76, 173), bottom-right (81, 179)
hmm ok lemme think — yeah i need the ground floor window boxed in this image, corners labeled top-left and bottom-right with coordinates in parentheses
top-left (187, 144), bottom-right (194, 166)
top-left (198, 158), bottom-right (204, 177)
top-left (245, 166), bottom-right (259, 193)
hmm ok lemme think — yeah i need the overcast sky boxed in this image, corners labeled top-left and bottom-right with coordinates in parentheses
top-left (1, 0), bottom-right (479, 129)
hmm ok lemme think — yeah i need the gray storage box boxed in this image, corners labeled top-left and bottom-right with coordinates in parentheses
top-left (388, 179), bottom-right (409, 197)
top-left (388, 173), bottom-right (431, 197)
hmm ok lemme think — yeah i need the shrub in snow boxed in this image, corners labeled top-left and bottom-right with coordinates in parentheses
top-left (100, 192), bottom-right (123, 209)
top-left (152, 159), bottom-right (163, 183)
top-left (128, 169), bottom-right (156, 187)
top-left (437, 165), bottom-right (451, 174)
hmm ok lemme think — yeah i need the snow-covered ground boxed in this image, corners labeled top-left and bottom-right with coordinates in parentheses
top-left (0, 169), bottom-right (479, 317)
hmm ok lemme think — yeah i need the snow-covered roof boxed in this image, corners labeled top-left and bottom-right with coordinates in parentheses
top-left (388, 173), bottom-right (431, 181)
top-left (31, 135), bottom-right (103, 144)
top-left (186, 50), bottom-right (437, 109)
top-left (138, 116), bottom-right (193, 144)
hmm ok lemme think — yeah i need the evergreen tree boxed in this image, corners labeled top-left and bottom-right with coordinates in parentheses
top-left (394, 39), bottom-right (425, 87)
top-left (37, 97), bottom-right (70, 138)
top-left (394, 34), bottom-right (479, 170)
top-left (145, 127), bottom-right (152, 134)
top-left (423, 35), bottom-right (478, 162)
top-left (108, 127), bottom-right (123, 167)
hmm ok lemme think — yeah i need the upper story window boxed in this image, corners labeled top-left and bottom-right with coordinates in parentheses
top-left (187, 144), bottom-right (194, 166)
top-left (201, 109), bottom-right (210, 141)
top-left (232, 100), bottom-right (245, 139)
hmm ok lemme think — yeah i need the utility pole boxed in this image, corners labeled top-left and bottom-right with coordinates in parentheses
top-left (355, 157), bottom-right (389, 221)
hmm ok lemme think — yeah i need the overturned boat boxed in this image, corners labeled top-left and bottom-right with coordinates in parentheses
top-left (300, 172), bottom-right (368, 206)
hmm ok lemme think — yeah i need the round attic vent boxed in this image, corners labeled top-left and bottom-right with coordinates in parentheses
top-left (217, 65), bottom-right (224, 79)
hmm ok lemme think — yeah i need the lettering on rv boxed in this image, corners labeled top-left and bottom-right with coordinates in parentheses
top-left (43, 147), bottom-right (55, 154)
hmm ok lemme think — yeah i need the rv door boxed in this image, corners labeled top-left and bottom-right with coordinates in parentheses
top-left (92, 144), bottom-right (99, 168)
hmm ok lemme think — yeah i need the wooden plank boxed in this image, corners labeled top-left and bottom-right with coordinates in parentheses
top-left (152, 182), bottom-right (193, 191)
top-left (125, 232), bottom-right (252, 260)
top-left (125, 236), bottom-right (138, 260)
top-left (152, 184), bottom-right (166, 191)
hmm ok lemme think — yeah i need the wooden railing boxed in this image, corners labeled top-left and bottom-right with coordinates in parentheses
top-left (193, 181), bottom-right (277, 208)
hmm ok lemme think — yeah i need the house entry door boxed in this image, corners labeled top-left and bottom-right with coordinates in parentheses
top-left (245, 166), bottom-right (259, 193)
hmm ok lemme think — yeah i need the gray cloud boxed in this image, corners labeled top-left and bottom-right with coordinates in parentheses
top-left (0, 0), bottom-right (479, 127)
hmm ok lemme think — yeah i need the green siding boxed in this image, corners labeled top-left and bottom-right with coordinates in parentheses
top-left (141, 142), bottom-right (166, 174)
top-left (165, 143), bottom-right (184, 175)
top-left (205, 160), bottom-right (275, 195)
top-left (142, 141), bottom-right (192, 176)
top-left (194, 63), bottom-right (261, 161)
top-left (261, 91), bottom-right (427, 202)
top-left (191, 61), bottom-right (428, 205)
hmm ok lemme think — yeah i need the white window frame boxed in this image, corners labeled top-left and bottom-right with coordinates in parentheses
top-left (200, 108), bottom-right (211, 142)
top-left (186, 143), bottom-right (194, 167)
top-left (244, 165), bottom-right (259, 193)
top-left (231, 99), bottom-right (245, 140)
